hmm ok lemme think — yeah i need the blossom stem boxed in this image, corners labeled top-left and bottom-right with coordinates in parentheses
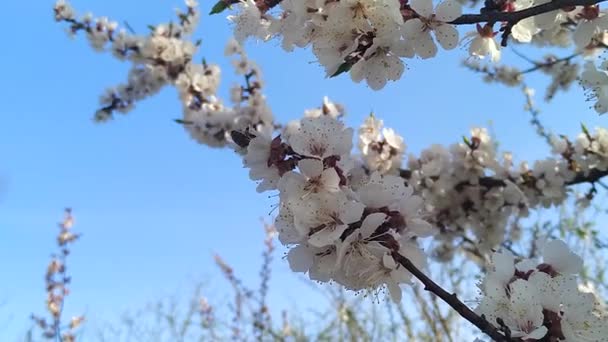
top-left (391, 251), bottom-right (517, 341)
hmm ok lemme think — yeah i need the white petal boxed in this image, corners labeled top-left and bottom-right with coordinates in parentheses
top-left (309, 224), bottom-right (347, 247)
top-left (434, 24), bottom-right (459, 50)
top-left (366, 67), bottom-right (388, 90)
top-left (435, 0), bottom-right (462, 22)
top-left (534, 10), bottom-right (559, 30)
top-left (335, 232), bottom-right (359, 270)
top-left (407, 218), bottom-right (435, 237)
top-left (383, 252), bottom-right (397, 269)
top-left (574, 21), bottom-right (595, 48)
top-left (311, 248), bottom-right (336, 282)
top-left (400, 195), bottom-right (423, 217)
top-left (384, 55), bottom-right (405, 81)
top-left (350, 59), bottom-right (366, 83)
top-left (402, 18), bottom-right (425, 39)
top-left (287, 245), bottom-right (313, 272)
top-left (522, 326), bottom-right (548, 340)
top-left (515, 259), bottom-right (536, 273)
top-left (410, 0), bottom-right (434, 17)
top-left (341, 201), bottom-right (365, 224)
top-left (468, 36), bottom-right (485, 58)
top-left (360, 212), bottom-right (388, 238)
top-left (543, 239), bottom-right (583, 274)
top-left (492, 251), bottom-right (515, 284)
top-left (528, 272), bottom-right (575, 312)
top-left (511, 17), bottom-right (536, 43)
top-left (581, 65), bottom-right (608, 86)
top-left (298, 158), bottom-right (323, 178)
top-left (386, 280), bottom-right (402, 302)
top-left (398, 241), bottom-right (427, 270)
top-left (414, 31), bottom-right (438, 59)
top-left (509, 279), bottom-right (545, 328)
top-left (320, 168), bottom-right (341, 192)
top-left (488, 38), bottom-right (501, 62)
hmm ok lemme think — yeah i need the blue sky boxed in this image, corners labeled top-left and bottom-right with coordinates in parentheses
top-left (1, 0), bottom-right (607, 340)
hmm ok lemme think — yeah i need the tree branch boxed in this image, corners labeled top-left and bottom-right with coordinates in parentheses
top-left (450, 0), bottom-right (607, 25)
top-left (520, 53), bottom-right (580, 74)
top-left (392, 252), bottom-right (517, 342)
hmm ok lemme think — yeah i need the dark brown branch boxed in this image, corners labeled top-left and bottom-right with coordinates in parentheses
top-left (402, 167), bottom-right (608, 191)
top-left (215, 0), bottom-right (283, 13)
top-left (566, 168), bottom-right (608, 185)
top-left (450, 0), bottom-right (607, 45)
top-left (392, 252), bottom-right (517, 342)
top-left (450, 0), bottom-right (606, 25)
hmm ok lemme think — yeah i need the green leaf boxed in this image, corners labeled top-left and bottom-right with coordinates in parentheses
top-left (330, 62), bottom-right (352, 78)
top-left (210, 1), bottom-right (229, 15)
top-left (581, 122), bottom-right (591, 137)
top-left (174, 119), bottom-right (193, 125)
top-left (462, 136), bottom-right (471, 146)
top-left (147, 25), bottom-right (156, 32)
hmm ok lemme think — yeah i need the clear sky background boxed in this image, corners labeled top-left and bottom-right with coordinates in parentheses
top-left (1, 0), bottom-right (607, 340)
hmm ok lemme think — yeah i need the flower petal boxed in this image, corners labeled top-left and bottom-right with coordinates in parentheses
top-left (435, 0), bottom-right (462, 22)
top-left (309, 224), bottom-right (348, 247)
top-left (298, 158), bottom-right (323, 178)
top-left (434, 24), bottom-right (459, 50)
top-left (414, 31), bottom-right (438, 59)
top-left (573, 21), bottom-right (595, 49)
top-left (360, 212), bottom-right (388, 238)
top-left (402, 18), bottom-right (425, 39)
top-left (543, 239), bottom-right (583, 275)
top-left (410, 0), bottom-right (434, 17)
top-left (287, 245), bottom-right (313, 272)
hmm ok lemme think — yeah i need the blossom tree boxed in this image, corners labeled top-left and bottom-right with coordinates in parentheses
top-left (51, 0), bottom-right (608, 340)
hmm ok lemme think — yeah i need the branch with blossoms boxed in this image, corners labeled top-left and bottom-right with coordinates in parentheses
top-left (31, 209), bottom-right (84, 342)
top-left (212, 0), bottom-right (608, 47)
top-left (450, 0), bottom-right (607, 25)
top-left (53, 1), bottom-right (608, 341)
top-left (212, 0), bottom-right (608, 114)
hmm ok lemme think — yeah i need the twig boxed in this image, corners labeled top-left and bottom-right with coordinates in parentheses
top-left (391, 252), bottom-right (516, 342)
top-left (520, 54), bottom-right (580, 74)
top-left (450, 0), bottom-right (607, 25)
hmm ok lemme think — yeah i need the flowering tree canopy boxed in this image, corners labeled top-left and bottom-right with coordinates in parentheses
top-left (52, 0), bottom-right (608, 340)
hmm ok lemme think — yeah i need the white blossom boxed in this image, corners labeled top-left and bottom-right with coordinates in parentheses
top-left (402, 0), bottom-right (462, 58)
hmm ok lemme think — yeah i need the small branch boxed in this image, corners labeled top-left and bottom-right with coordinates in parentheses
top-left (520, 54), bottom-right (580, 74)
top-left (567, 168), bottom-right (608, 185)
top-left (510, 48), bottom-right (538, 65)
top-left (392, 252), bottom-right (516, 342)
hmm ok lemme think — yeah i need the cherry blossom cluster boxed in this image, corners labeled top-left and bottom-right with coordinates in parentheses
top-left (216, 0), bottom-right (608, 94)
top-left (475, 240), bottom-right (608, 341)
top-left (396, 126), bottom-right (608, 259)
top-left (54, 0), bottom-right (274, 147)
top-left (223, 0), bottom-right (462, 89)
top-left (238, 114), bottom-right (436, 302)
top-left (358, 114), bottom-right (407, 174)
top-left (180, 39), bottom-right (274, 147)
